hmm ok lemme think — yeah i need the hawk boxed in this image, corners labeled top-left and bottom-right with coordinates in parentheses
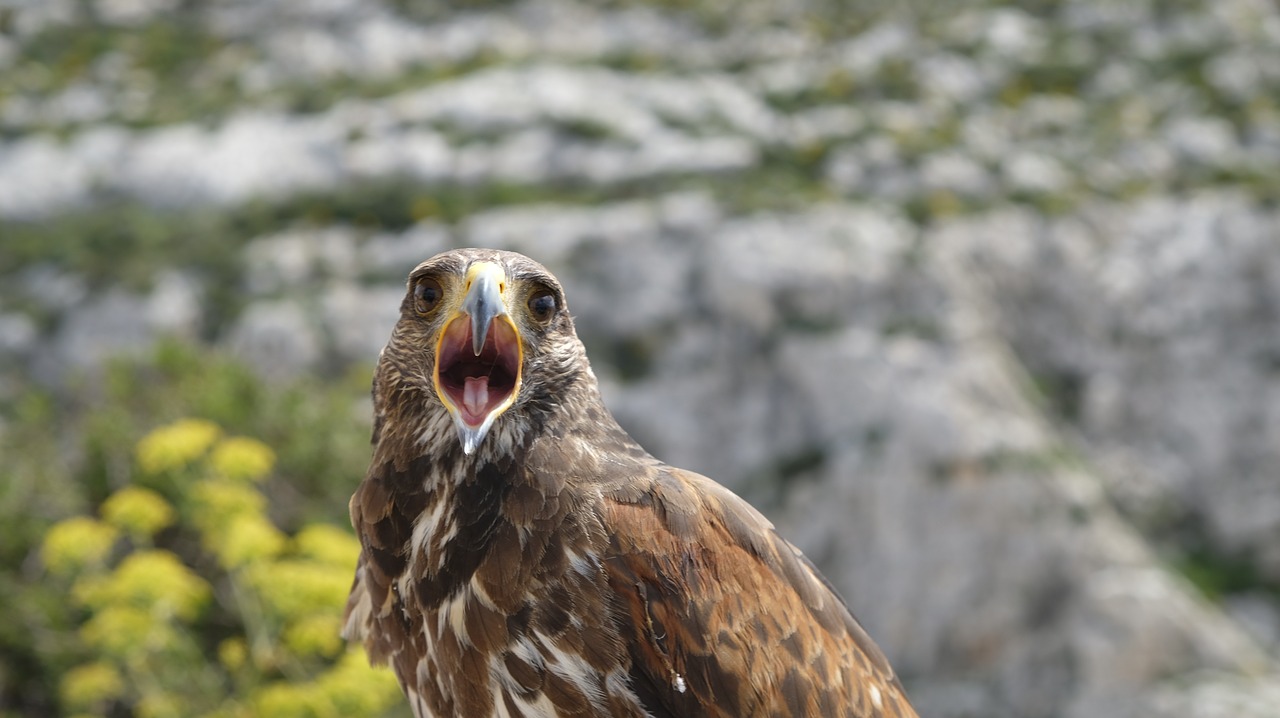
top-left (344, 248), bottom-right (917, 718)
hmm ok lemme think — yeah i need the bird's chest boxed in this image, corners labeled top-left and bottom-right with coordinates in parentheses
top-left (394, 470), bottom-right (510, 607)
top-left (407, 576), bottom-right (643, 718)
top-left (391, 473), bottom-right (646, 716)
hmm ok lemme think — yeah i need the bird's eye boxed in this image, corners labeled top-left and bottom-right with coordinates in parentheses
top-left (414, 278), bottom-right (443, 315)
top-left (528, 290), bottom-right (557, 322)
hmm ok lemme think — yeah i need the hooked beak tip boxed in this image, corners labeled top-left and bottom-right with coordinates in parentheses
top-left (471, 324), bottom-right (486, 357)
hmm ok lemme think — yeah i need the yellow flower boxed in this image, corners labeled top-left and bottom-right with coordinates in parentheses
top-left (293, 525), bottom-right (360, 569)
top-left (42, 517), bottom-right (118, 575)
top-left (217, 638), bottom-right (248, 672)
top-left (101, 486), bottom-right (176, 539)
top-left (61, 661), bottom-right (125, 710)
top-left (79, 605), bottom-right (171, 657)
top-left (248, 651), bottom-right (400, 718)
top-left (210, 437), bottom-right (276, 483)
top-left (212, 514), bottom-right (286, 570)
top-left (244, 560), bottom-right (350, 620)
top-left (197, 705), bottom-right (251, 718)
top-left (284, 614), bottom-right (343, 658)
top-left (319, 649), bottom-right (402, 716)
top-left (136, 419), bottom-right (221, 475)
top-left (189, 480), bottom-right (266, 535)
top-left (74, 550), bottom-right (210, 621)
top-left (250, 683), bottom-right (330, 718)
top-left (138, 692), bottom-right (184, 718)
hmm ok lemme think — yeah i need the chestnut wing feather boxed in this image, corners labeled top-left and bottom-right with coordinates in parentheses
top-left (601, 467), bottom-right (916, 718)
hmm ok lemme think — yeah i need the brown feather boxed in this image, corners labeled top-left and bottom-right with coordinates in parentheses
top-left (344, 248), bottom-right (918, 718)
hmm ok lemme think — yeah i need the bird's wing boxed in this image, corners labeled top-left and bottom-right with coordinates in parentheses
top-left (343, 458), bottom-right (438, 718)
top-left (601, 466), bottom-right (916, 718)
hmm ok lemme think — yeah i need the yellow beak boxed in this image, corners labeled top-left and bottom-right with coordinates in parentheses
top-left (432, 262), bottom-right (524, 455)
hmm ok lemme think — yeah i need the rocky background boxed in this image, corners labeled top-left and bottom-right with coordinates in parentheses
top-left (3, 0), bottom-right (1280, 716)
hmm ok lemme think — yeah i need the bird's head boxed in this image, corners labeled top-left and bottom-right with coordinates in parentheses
top-left (383, 248), bottom-right (584, 456)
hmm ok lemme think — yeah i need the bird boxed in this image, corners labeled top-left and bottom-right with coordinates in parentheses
top-left (343, 248), bottom-right (917, 718)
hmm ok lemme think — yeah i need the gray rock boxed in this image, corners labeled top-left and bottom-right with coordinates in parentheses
top-left (35, 83), bottom-right (112, 126)
top-left (244, 227), bottom-right (360, 295)
top-left (117, 112), bottom-right (347, 207)
top-left (785, 105), bottom-right (866, 146)
top-left (838, 22), bottom-right (915, 74)
top-left (916, 53), bottom-right (990, 105)
top-left (31, 271), bottom-right (200, 385)
top-left (361, 222), bottom-right (454, 278)
top-left (1002, 151), bottom-right (1070, 195)
top-left (8, 0), bottom-right (80, 37)
top-left (1204, 51), bottom-right (1267, 102)
top-left (983, 8), bottom-right (1047, 62)
top-left (0, 136), bottom-right (95, 218)
top-left (217, 0), bottom-right (708, 84)
top-left (933, 193), bottom-right (1280, 590)
top-left (227, 300), bottom-right (322, 382)
top-left (44, 295), bottom-right (150, 381)
top-left (320, 283), bottom-right (405, 365)
top-left (0, 64), bottom-right (774, 218)
top-left (145, 271), bottom-right (203, 335)
top-left (920, 151), bottom-right (993, 197)
top-left (95, 0), bottom-right (179, 27)
top-left (1165, 116), bottom-right (1241, 166)
top-left (1224, 593), bottom-right (1280, 656)
top-left (346, 129), bottom-right (452, 182)
top-left (1146, 673), bottom-right (1280, 718)
top-left (0, 312), bottom-right (37, 356)
top-left (18, 265), bottom-right (89, 313)
top-left (826, 137), bottom-right (911, 198)
top-left (0, 37), bottom-right (15, 72)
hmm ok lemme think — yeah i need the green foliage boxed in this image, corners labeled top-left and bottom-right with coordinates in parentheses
top-left (38, 419), bottom-right (402, 718)
top-left (1173, 543), bottom-right (1280, 604)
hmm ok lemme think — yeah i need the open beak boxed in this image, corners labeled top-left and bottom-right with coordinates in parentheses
top-left (432, 262), bottom-right (523, 455)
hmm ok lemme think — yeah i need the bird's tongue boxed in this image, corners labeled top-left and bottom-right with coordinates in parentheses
top-left (462, 376), bottom-right (490, 419)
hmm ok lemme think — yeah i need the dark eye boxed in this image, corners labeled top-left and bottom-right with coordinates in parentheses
top-left (528, 290), bottom-right (557, 322)
top-left (414, 278), bottom-right (443, 315)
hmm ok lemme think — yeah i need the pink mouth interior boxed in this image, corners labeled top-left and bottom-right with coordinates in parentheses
top-left (436, 318), bottom-right (520, 427)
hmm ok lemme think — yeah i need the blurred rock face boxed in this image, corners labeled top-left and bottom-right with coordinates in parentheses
top-left (3, 0), bottom-right (1280, 716)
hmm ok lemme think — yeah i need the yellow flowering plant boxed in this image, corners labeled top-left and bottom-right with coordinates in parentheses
top-left (41, 517), bottom-right (119, 575)
top-left (60, 661), bottom-right (125, 713)
top-left (39, 419), bottom-right (403, 718)
top-left (209, 436), bottom-right (277, 483)
top-left (135, 419), bottom-right (222, 476)
top-left (100, 487), bottom-right (176, 540)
